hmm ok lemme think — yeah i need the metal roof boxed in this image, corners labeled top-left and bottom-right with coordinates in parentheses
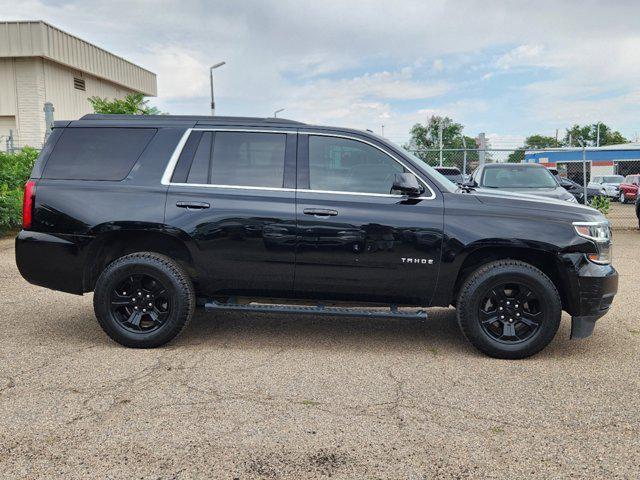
top-left (0, 21), bottom-right (157, 95)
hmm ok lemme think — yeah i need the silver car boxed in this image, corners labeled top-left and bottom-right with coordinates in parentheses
top-left (587, 175), bottom-right (624, 199)
top-left (470, 163), bottom-right (578, 202)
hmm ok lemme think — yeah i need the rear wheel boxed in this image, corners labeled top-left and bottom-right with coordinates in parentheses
top-left (457, 260), bottom-right (561, 359)
top-left (93, 252), bottom-right (195, 348)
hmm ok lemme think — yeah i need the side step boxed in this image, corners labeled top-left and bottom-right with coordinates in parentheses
top-left (204, 300), bottom-right (428, 320)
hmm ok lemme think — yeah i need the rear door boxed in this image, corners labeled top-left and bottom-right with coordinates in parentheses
top-left (164, 128), bottom-right (297, 298)
top-left (293, 132), bottom-right (444, 305)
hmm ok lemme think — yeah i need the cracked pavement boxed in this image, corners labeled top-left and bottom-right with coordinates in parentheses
top-left (1, 232), bottom-right (639, 479)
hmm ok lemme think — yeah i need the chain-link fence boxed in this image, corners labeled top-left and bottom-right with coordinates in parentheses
top-left (407, 147), bottom-right (640, 230)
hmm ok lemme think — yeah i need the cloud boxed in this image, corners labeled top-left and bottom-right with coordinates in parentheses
top-left (2, 0), bottom-right (640, 142)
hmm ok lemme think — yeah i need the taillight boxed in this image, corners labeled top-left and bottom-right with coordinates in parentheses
top-left (22, 180), bottom-right (36, 230)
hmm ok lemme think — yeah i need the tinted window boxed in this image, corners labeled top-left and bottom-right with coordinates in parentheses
top-left (308, 136), bottom-right (404, 194)
top-left (210, 132), bottom-right (286, 188)
top-left (187, 132), bottom-right (212, 184)
top-left (44, 128), bottom-right (156, 180)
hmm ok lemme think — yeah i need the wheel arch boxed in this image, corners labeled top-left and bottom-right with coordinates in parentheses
top-left (82, 226), bottom-right (197, 293)
top-left (451, 246), bottom-right (570, 311)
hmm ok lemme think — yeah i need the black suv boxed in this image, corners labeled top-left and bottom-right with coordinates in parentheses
top-left (16, 115), bottom-right (618, 359)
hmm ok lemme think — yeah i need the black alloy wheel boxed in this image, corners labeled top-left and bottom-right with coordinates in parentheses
top-left (478, 282), bottom-right (542, 344)
top-left (110, 274), bottom-right (171, 333)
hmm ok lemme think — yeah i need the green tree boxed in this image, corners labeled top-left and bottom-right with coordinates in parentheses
top-left (88, 93), bottom-right (165, 115)
top-left (564, 123), bottom-right (628, 147)
top-left (524, 134), bottom-right (560, 149)
top-left (405, 116), bottom-right (477, 166)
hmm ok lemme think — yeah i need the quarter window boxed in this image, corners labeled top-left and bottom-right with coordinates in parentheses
top-left (44, 127), bottom-right (156, 181)
top-left (308, 135), bottom-right (405, 194)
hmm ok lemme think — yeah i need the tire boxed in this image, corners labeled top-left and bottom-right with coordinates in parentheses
top-left (620, 192), bottom-right (626, 204)
top-left (93, 252), bottom-right (195, 348)
top-left (456, 260), bottom-right (561, 359)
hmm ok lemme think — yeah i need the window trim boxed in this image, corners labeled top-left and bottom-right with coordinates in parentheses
top-left (162, 128), bottom-right (436, 199)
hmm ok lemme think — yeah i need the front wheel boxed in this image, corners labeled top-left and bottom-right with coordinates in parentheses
top-left (93, 252), bottom-right (195, 348)
top-left (620, 191), bottom-right (627, 204)
top-left (456, 260), bottom-right (561, 359)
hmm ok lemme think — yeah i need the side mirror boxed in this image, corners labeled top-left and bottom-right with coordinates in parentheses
top-left (392, 173), bottom-right (423, 196)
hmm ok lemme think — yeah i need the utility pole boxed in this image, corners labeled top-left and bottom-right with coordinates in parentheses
top-left (461, 133), bottom-right (467, 175)
top-left (568, 133), bottom-right (572, 147)
top-left (577, 138), bottom-right (587, 201)
top-left (209, 61), bottom-right (226, 116)
top-left (555, 129), bottom-right (559, 147)
top-left (596, 122), bottom-right (601, 147)
top-left (438, 120), bottom-right (443, 167)
top-left (477, 132), bottom-right (486, 165)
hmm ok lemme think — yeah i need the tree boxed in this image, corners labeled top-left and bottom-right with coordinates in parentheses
top-left (564, 123), bottom-right (628, 147)
top-left (524, 134), bottom-right (559, 149)
top-left (88, 93), bottom-right (165, 115)
top-left (405, 116), bottom-right (477, 166)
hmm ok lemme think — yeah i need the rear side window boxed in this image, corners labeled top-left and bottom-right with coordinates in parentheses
top-left (172, 131), bottom-right (287, 188)
top-left (44, 128), bottom-right (156, 181)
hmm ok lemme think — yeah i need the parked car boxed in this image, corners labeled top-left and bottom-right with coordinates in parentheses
top-left (557, 177), bottom-right (600, 204)
top-left (636, 195), bottom-right (640, 229)
top-left (16, 115), bottom-right (617, 359)
top-left (588, 175), bottom-right (624, 200)
top-left (434, 166), bottom-right (464, 184)
top-left (618, 174), bottom-right (640, 204)
top-left (469, 163), bottom-right (578, 202)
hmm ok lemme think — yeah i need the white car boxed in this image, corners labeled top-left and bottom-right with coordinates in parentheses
top-left (587, 175), bottom-right (624, 199)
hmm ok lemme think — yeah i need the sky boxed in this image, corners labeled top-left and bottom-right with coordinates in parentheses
top-left (3, 0), bottom-right (640, 147)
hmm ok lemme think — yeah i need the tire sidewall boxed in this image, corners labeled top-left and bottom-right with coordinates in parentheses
top-left (458, 264), bottom-right (561, 358)
top-left (94, 256), bottom-right (191, 347)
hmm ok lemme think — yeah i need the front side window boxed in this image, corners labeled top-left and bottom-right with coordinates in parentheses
top-left (308, 135), bottom-right (405, 194)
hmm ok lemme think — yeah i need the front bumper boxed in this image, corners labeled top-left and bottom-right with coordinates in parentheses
top-left (559, 253), bottom-right (618, 339)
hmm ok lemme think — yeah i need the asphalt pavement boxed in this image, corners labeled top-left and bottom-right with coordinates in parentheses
top-left (1, 232), bottom-right (639, 479)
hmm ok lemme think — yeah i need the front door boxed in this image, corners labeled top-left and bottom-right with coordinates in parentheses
top-left (294, 133), bottom-right (444, 305)
top-left (165, 128), bottom-right (297, 298)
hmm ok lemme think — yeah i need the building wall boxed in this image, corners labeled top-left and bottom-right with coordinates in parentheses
top-left (42, 58), bottom-right (134, 121)
top-left (0, 56), bottom-right (136, 148)
top-left (14, 57), bottom-right (46, 148)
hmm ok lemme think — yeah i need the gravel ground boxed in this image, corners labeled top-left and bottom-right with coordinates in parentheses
top-left (1, 232), bottom-right (639, 479)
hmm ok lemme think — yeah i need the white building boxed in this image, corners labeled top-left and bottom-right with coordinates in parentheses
top-left (0, 20), bottom-right (157, 149)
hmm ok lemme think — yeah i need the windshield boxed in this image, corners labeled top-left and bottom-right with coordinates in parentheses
top-left (603, 175), bottom-right (623, 184)
top-left (482, 166), bottom-right (558, 188)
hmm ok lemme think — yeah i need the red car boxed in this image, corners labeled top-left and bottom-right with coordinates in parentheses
top-left (619, 174), bottom-right (640, 204)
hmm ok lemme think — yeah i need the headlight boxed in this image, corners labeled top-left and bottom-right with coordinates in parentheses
top-left (573, 221), bottom-right (612, 264)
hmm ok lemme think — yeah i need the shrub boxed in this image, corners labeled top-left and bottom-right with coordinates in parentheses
top-left (0, 147), bottom-right (39, 233)
top-left (588, 194), bottom-right (611, 215)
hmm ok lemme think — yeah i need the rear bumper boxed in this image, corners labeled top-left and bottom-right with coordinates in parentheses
top-left (15, 230), bottom-right (90, 294)
top-left (559, 253), bottom-right (618, 339)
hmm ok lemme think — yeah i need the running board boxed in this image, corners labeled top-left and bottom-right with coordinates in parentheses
top-left (204, 300), bottom-right (428, 320)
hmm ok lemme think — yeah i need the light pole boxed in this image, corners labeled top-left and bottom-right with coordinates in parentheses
top-left (273, 108), bottom-right (285, 118)
top-left (210, 61), bottom-right (226, 116)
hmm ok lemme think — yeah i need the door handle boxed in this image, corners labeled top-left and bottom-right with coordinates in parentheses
top-left (176, 201), bottom-right (210, 209)
top-left (303, 208), bottom-right (338, 217)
